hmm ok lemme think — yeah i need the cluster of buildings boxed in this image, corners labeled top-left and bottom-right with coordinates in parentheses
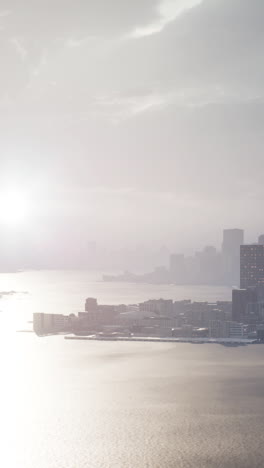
top-left (33, 230), bottom-right (264, 342)
top-left (169, 228), bottom-right (244, 286)
top-left (104, 229), bottom-right (246, 286)
top-left (33, 297), bottom-right (233, 339)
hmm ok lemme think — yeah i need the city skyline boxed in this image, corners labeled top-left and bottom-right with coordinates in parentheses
top-left (0, 224), bottom-right (264, 272)
top-left (33, 240), bottom-right (264, 343)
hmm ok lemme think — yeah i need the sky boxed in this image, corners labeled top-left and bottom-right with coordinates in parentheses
top-left (0, 0), bottom-right (263, 264)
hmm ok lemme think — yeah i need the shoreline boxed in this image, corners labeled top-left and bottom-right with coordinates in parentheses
top-left (64, 335), bottom-right (258, 346)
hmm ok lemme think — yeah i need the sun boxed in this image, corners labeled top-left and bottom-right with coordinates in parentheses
top-left (0, 189), bottom-right (31, 227)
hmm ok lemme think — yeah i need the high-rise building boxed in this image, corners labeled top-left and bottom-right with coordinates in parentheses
top-left (222, 229), bottom-right (244, 286)
top-left (240, 245), bottom-right (264, 289)
top-left (222, 229), bottom-right (244, 256)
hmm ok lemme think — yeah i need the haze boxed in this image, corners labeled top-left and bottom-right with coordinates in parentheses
top-left (0, 0), bottom-right (263, 267)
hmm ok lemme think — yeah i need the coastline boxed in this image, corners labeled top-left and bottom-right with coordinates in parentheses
top-left (64, 335), bottom-right (258, 346)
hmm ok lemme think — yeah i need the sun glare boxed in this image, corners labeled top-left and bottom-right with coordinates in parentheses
top-left (0, 190), bottom-right (31, 227)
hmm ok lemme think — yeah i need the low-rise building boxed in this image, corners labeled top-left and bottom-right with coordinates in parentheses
top-left (33, 313), bottom-right (69, 336)
top-left (209, 320), bottom-right (244, 339)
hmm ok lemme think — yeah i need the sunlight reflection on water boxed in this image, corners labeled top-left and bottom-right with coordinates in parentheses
top-left (2, 271), bottom-right (254, 468)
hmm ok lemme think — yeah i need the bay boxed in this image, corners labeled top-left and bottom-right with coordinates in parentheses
top-left (1, 270), bottom-right (263, 468)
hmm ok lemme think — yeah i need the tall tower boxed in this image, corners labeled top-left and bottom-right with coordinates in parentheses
top-left (222, 229), bottom-right (244, 286)
top-left (240, 244), bottom-right (264, 289)
top-left (222, 229), bottom-right (244, 256)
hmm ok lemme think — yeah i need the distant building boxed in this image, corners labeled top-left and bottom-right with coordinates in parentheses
top-left (258, 235), bottom-right (264, 245)
top-left (222, 229), bottom-right (244, 286)
top-left (240, 245), bottom-right (264, 289)
top-left (209, 320), bottom-right (228, 338)
top-left (246, 302), bottom-right (264, 322)
top-left (257, 326), bottom-right (264, 340)
top-left (139, 299), bottom-right (173, 316)
top-left (33, 296), bottom-right (234, 339)
top-left (196, 246), bottom-right (220, 285)
top-left (232, 288), bottom-right (258, 322)
top-left (78, 308), bottom-right (117, 326)
top-left (85, 297), bottom-right (98, 312)
top-left (228, 321), bottom-right (244, 339)
top-left (33, 313), bottom-right (69, 336)
top-left (81, 298), bottom-right (119, 327)
top-left (222, 229), bottom-right (244, 256)
top-left (169, 254), bottom-right (185, 281)
top-left (209, 320), bottom-right (244, 339)
top-left (172, 325), bottom-right (193, 338)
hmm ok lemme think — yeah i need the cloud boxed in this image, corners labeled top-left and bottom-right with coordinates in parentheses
top-left (0, 0), bottom-right (264, 246)
top-left (10, 37), bottom-right (28, 60)
top-left (130, 0), bottom-right (203, 37)
top-left (30, 0), bottom-right (264, 119)
top-left (0, 0), bottom-right (160, 39)
top-left (2, 0), bottom-right (264, 108)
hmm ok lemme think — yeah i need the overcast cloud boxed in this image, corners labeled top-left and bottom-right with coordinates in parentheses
top-left (0, 0), bottom-right (263, 252)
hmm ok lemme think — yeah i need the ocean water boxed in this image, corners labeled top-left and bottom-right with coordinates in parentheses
top-left (1, 270), bottom-right (264, 468)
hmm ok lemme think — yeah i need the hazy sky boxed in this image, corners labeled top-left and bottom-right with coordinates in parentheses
top-left (0, 0), bottom-right (263, 253)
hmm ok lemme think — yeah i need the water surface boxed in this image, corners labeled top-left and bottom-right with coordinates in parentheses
top-left (1, 271), bottom-right (262, 467)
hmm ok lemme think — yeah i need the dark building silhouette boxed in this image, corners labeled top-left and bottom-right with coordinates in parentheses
top-left (240, 245), bottom-right (264, 289)
top-left (232, 288), bottom-right (258, 322)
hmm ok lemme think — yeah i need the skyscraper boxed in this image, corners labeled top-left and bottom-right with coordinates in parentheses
top-left (222, 229), bottom-right (244, 256)
top-left (240, 244), bottom-right (264, 289)
top-left (222, 229), bottom-right (244, 286)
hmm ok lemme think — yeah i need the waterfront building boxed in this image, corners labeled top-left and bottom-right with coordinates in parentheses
top-left (246, 302), bottom-right (264, 322)
top-left (139, 299), bottom-right (173, 316)
top-left (79, 303), bottom-right (118, 326)
top-left (33, 313), bottom-right (68, 336)
top-left (209, 320), bottom-right (244, 339)
top-left (228, 321), bottom-right (244, 338)
top-left (232, 288), bottom-right (258, 322)
top-left (240, 244), bottom-right (264, 289)
top-left (172, 325), bottom-right (193, 338)
top-left (85, 297), bottom-right (98, 312)
top-left (209, 320), bottom-right (228, 338)
top-left (33, 297), bottom-right (233, 339)
top-left (257, 325), bottom-right (264, 340)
